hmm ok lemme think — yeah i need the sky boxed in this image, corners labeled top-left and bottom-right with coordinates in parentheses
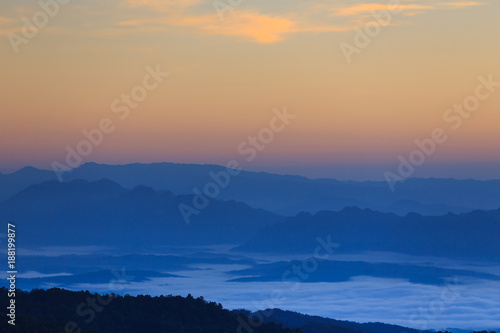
top-left (1, 0), bottom-right (499, 180)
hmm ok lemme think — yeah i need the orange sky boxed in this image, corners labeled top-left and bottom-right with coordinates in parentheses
top-left (1, 0), bottom-right (499, 179)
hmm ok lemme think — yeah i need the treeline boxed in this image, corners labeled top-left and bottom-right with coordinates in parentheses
top-left (0, 288), bottom-right (293, 333)
top-left (1, 288), bottom-right (496, 333)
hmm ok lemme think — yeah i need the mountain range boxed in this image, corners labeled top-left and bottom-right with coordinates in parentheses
top-left (2, 162), bottom-right (500, 216)
top-left (1, 176), bottom-right (499, 261)
top-left (0, 179), bottom-right (281, 248)
top-left (234, 207), bottom-right (500, 261)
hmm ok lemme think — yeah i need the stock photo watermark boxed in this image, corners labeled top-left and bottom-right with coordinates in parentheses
top-left (178, 106), bottom-right (296, 225)
top-left (63, 268), bottom-right (135, 333)
top-left (385, 74), bottom-right (500, 192)
top-left (51, 65), bottom-right (169, 182)
top-left (8, 0), bottom-right (72, 54)
top-left (6, 223), bottom-right (16, 326)
top-left (213, 0), bottom-right (244, 21)
top-left (340, 0), bottom-right (402, 64)
top-left (236, 235), bottom-right (339, 333)
top-left (408, 276), bottom-right (461, 332)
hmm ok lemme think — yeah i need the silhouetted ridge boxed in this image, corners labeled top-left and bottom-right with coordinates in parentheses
top-left (7, 179), bottom-right (126, 206)
top-left (2, 162), bottom-right (500, 215)
top-left (0, 288), bottom-right (294, 333)
top-left (248, 308), bottom-right (431, 333)
top-left (234, 208), bottom-right (500, 261)
top-left (0, 178), bottom-right (283, 247)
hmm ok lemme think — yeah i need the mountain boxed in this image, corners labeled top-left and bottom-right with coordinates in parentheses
top-left (233, 207), bottom-right (500, 262)
top-left (2, 163), bottom-right (500, 216)
top-left (0, 179), bottom-right (283, 248)
top-left (0, 166), bottom-right (57, 201)
top-left (0, 287), bottom-right (439, 333)
top-left (61, 163), bottom-right (500, 215)
top-left (244, 308), bottom-right (431, 333)
top-left (0, 288), bottom-right (294, 333)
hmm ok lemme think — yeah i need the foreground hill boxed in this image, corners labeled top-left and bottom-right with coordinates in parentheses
top-left (234, 207), bottom-right (500, 262)
top-left (0, 288), bottom-right (439, 333)
top-left (243, 308), bottom-right (430, 333)
top-left (0, 288), bottom-right (292, 333)
top-left (2, 163), bottom-right (500, 215)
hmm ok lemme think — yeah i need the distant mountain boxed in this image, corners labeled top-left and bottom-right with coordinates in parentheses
top-left (60, 163), bottom-right (500, 215)
top-left (445, 328), bottom-right (499, 333)
top-left (385, 199), bottom-right (469, 216)
top-left (2, 163), bottom-right (500, 216)
top-left (244, 308), bottom-right (431, 333)
top-left (0, 166), bottom-right (57, 201)
top-left (0, 179), bottom-right (282, 248)
top-left (5, 178), bottom-right (126, 210)
top-left (234, 207), bottom-right (500, 262)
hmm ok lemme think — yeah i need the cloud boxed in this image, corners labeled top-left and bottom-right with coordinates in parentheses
top-left (326, 1), bottom-right (488, 27)
top-left (0, 16), bottom-right (16, 26)
top-left (117, 0), bottom-right (487, 44)
top-left (6, 0), bottom-right (486, 44)
top-left (0, 17), bottom-right (21, 37)
top-left (333, 4), bottom-right (434, 17)
top-left (118, 11), bottom-right (299, 43)
top-left (127, 0), bottom-right (201, 12)
top-left (194, 12), bottom-right (297, 44)
top-left (118, 0), bottom-right (354, 44)
top-left (440, 2), bottom-right (487, 8)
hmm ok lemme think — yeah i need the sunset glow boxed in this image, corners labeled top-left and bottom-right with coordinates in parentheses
top-left (1, 0), bottom-right (499, 179)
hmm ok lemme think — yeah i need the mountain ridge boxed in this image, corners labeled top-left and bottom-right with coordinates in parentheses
top-left (2, 162), bottom-right (500, 216)
top-left (0, 179), bottom-right (283, 248)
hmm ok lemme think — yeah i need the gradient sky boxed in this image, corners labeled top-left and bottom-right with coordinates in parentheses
top-left (1, 0), bottom-right (499, 179)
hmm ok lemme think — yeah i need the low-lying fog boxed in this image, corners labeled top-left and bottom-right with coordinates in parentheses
top-left (2, 245), bottom-right (499, 331)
